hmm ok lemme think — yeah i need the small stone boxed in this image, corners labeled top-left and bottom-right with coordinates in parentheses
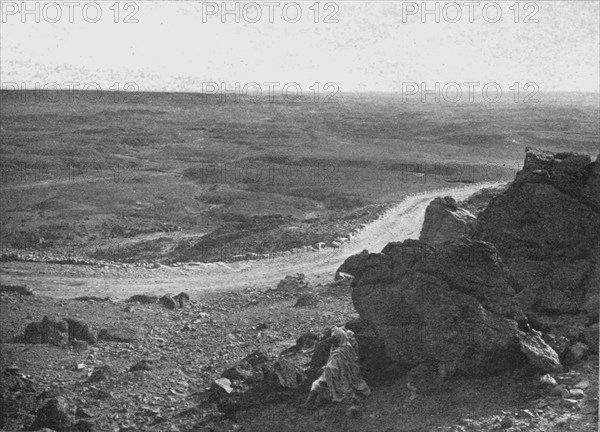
top-left (500, 417), bottom-right (513, 428)
top-left (87, 366), bottom-right (111, 383)
top-left (551, 385), bottom-right (567, 396)
top-left (574, 379), bottom-right (590, 389)
top-left (569, 389), bottom-right (584, 399)
top-left (212, 377), bottom-right (233, 394)
top-left (346, 405), bottom-right (361, 419)
top-left (562, 398), bottom-right (579, 408)
top-left (560, 388), bottom-right (571, 399)
top-left (519, 409), bottom-right (535, 418)
top-left (6, 365), bottom-right (20, 374)
top-left (72, 340), bottom-right (89, 351)
top-left (538, 374), bottom-right (557, 388)
top-left (129, 359), bottom-right (154, 372)
top-left (76, 406), bottom-right (93, 418)
top-left (75, 363), bottom-right (86, 371)
top-left (566, 342), bottom-right (589, 364)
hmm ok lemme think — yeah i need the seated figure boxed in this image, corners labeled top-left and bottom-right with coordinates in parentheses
top-left (300, 326), bottom-right (371, 409)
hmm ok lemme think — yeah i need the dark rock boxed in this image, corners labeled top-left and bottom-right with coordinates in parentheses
top-left (346, 405), bottom-right (361, 419)
top-left (159, 295), bottom-right (177, 310)
top-left (129, 359), bottom-right (154, 372)
top-left (473, 148), bottom-right (600, 324)
top-left (500, 417), bottom-right (513, 428)
top-left (75, 407), bottom-right (93, 418)
top-left (125, 294), bottom-right (158, 304)
top-left (71, 340), bottom-right (89, 351)
top-left (87, 366), bottom-right (112, 383)
top-left (0, 284), bottom-right (33, 295)
top-left (23, 316), bottom-right (69, 346)
top-left (350, 237), bottom-right (527, 377)
top-left (335, 250), bottom-right (369, 280)
top-left (276, 273), bottom-right (309, 291)
top-left (419, 196), bottom-right (476, 244)
top-left (97, 326), bottom-right (139, 343)
top-left (295, 333), bottom-right (319, 350)
top-left (564, 342), bottom-right (589, 364)
top-left (294, 292), bottom-right (319, 307)
top-left (29, 397), bottom-right (73, 431)
top-left (65, 318), bottom-right (96, 344)
top-left (173, 292), bottom-right (190, 308)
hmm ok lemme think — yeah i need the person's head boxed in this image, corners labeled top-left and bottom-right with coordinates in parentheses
top-left (330, 327), bottom-right (347, 347)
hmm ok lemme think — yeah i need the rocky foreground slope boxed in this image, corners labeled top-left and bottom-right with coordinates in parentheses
top-left (341, 148), bottom-right (599, 379)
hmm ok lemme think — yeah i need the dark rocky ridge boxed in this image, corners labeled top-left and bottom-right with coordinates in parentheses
top-left (339, 148), bottom-right (599, 381)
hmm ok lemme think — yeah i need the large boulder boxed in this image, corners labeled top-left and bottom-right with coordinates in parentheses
top-left (473, 148), bottom-right (600, 324)
top-left (419, 196), bottom-right (477, 244)
top-left (350, 237), bottom-right (539, 377)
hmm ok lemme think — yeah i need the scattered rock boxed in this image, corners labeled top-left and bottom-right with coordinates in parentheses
top-left (98, 326), bottom-right (139, 343)
top-left (71, 340), bottom-right (89, 351)
top-left (159, 295), bottom-right (177, 310)
top-left (346, 405), bottom-right (361, 419)
top-left (538, 374), bottom-right (557, 388)
top-left (129, 359), bottom-right (154, 372)
top-left (294, 292), bottom-right (319, 307)
top-left (276, 273), bottom-right (309, 292)
top-left (562, 398), bottom-right (579, 408)
top-left (569, 389), bottom-right (585, 399)
top-left (65, 318), bottom-right (97, 344)
top-left (29, 397), bottom-right (74, 431)
top-left (0, 284), bottom-right (33, 295)
top-left (76, 406), bottom-right (93, 418)
top-left (22, 316), bottom-right (69, 346)
top-left (565, 342), bottom-right (589, 364)
top-left (574, 379), bottom-right (590, 389)
top-left (173, 292), bottom-right (190, 308)
top-left (500, 416), bottom-right (513, 428)
top-left (87, 365), bottom-right (112, 383)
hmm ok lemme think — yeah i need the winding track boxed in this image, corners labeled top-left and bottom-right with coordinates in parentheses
top-left (0, 182), bottom-right (505, 299)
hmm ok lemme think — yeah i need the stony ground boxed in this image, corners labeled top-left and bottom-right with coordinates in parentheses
top-left (0, 282), bottom-right (597, 432)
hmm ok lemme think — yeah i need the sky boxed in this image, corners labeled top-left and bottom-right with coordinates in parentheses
top-left (1, 1), bottom-right (599, 93)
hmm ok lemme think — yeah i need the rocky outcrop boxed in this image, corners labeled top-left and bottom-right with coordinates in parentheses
top-left (473, 148), bottom-right (600, 341)
top-left (419, 196), bottom-right (476, 244)
top-left (349, 237), bottom-right (559, 377)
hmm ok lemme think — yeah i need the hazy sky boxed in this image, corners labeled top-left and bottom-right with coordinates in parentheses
top-left (1, 1), bottom-right (599, 93)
